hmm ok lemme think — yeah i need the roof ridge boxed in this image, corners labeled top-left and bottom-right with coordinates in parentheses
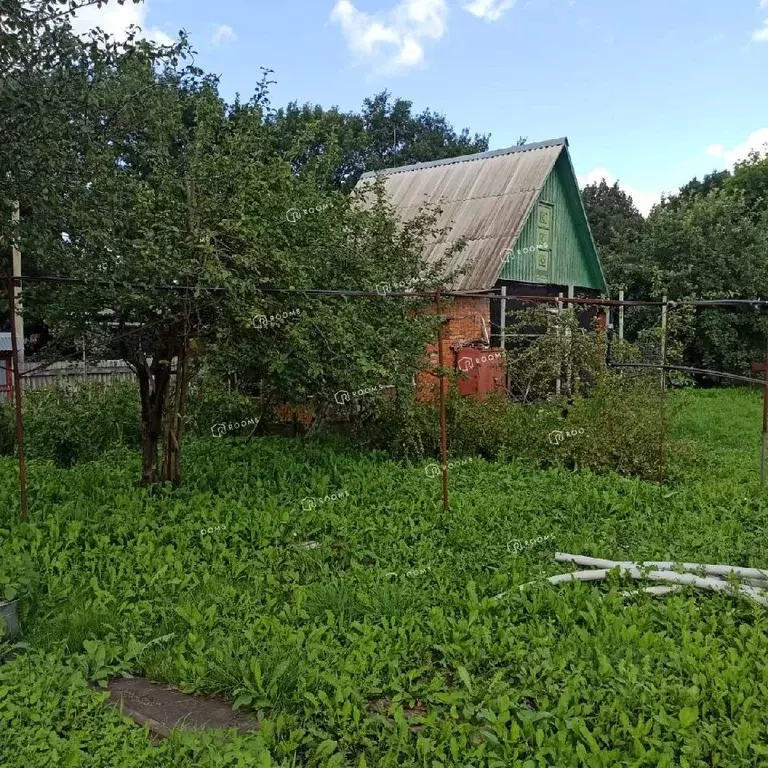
top-left (391, 188), bottom-right (544, 207)
top-left (358, 137), bottom-right (568, 180)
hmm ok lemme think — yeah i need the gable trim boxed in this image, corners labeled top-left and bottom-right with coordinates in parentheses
top-left (559, 148), bottom-right (608, 293)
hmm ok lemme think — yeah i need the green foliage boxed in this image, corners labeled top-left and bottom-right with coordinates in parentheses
top-left (0, 375), bottom-right (261, 467)
top-left (357, 373), bottom-right (666, 481)
top-left (586, 152), bottom-right (768, 381)
top-left (0, 381), bottom-right (140, 466)
top-left (580, 178), bottom-right (647, 291)
top-left (504, 305), bottom-right (604, 402)
top-left (267, 90), bottom-right (490, 192)
top-left (4, 14), bottom-right (462, 485)
top-left (1, 390), bottom-right (768, 764)
top-left (184, 369), bottom-right (263, 437)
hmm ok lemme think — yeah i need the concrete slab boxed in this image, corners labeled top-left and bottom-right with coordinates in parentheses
top-left (106, 677), bottom-right (260, 739)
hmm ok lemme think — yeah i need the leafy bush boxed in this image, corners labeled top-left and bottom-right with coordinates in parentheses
top-left (0, 373), bottom-right (267, 468)
top-left (357, 372), bottom-right (669, 481)
top-left (184, 368), bottom-right (263, 438)
top-left (504, 304), bottom-right (604, 403)
top-left (0, 380), bottom-right (141, 467)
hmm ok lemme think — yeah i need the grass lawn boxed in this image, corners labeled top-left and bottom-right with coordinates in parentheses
top-left (2, 389), bottom-right (768, 766)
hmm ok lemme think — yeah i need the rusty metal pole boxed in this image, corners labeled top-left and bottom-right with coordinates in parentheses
top-left (435, 290), bottom-right (449, 512)
top-left (762, 339), bottom-right (768, 489)
top-left (7, 273), bottom-right (28, 520)
top-left (660, 296), bottom-right (668, 392)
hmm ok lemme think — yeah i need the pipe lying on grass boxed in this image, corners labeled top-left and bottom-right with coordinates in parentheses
top-left (555, 553), bottom-right (768, 583)
top-left (493, 553), bottom-right (768, 606)
top-left (523, 567), bottom-right (768, 607)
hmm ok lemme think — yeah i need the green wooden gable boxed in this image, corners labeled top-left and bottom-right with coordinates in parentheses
top-left (498, 151), bottom-right (607, 292)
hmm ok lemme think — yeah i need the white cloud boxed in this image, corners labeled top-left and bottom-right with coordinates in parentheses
top-left (330, 0), bottom-right (448, 72)
top-left (578, 167), bottom-right (660, 217)
top-left (706, 129), bottom-right (768, 166)
top-left (211, 24), bottom-right (237, 47)
top-left (69, 1), bottom-right (173, 46)
top-left (753, 21), bottom-right (768, 41)
top-left (754, 1), bottom-right (768, 41)
top-left (463, 0), bottom-right (516, 22)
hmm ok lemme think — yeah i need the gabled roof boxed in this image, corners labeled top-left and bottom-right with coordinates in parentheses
top-left (355, 138), bottom-right (572, 291)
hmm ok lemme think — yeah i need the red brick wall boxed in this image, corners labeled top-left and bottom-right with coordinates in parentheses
top-left (417, 297), bottom-right (492, 401)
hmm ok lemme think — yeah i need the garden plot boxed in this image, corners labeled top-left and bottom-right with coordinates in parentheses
top-left (2, 391), bottom-right (768, 766)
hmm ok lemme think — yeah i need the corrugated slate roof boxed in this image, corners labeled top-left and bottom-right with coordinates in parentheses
top-left (355, 138), bottom-right (568, 290)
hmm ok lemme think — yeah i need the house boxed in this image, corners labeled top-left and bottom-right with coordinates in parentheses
top-left (356, 137), bottom-right (608, 395)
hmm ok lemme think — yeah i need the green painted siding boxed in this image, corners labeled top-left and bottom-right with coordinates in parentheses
top-left (498, 154), bottom-right (604, 290)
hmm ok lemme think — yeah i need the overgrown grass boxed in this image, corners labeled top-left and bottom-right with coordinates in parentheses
top-left (1, 388), bottom-right (768, 766)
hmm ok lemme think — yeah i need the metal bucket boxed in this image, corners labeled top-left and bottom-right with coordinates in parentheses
top-left (0, 600), bottom-right (20, 637)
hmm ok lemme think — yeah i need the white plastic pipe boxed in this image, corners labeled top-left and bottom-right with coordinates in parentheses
top-left (522, 566), bottom-right (768, 608)
top-left (555, 553), bottom-right (768, 583)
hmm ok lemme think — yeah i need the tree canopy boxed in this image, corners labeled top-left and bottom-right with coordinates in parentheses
top-left (266, 89), bottom-right (490, 192)
top-left (582, 153), bottom-right (768, 377)
top-left (2, 0), bottom-right (473, 485)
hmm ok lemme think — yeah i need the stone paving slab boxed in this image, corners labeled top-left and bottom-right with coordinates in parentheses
top-left (106, 677), bottom-right (260, 740)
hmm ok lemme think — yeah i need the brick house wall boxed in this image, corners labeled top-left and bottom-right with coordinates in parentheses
top-left (417, 296), bottom-right (496, 400)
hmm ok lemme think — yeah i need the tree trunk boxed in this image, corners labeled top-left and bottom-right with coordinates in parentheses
top-left (162, 343), bottom-right (190, 487)
top-left (137, 357), bottom-right (172, 487)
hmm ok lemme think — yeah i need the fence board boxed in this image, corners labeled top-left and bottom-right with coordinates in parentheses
top-left (19, 360), bottom-right (135, 391)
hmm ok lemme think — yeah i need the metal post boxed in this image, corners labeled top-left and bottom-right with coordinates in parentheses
top-left (435, 290), bottom-right (449, 512)
top-left (660, 295), bottom-right (668, 392)
top-left (618, 288), bottom-right (625, 341)
top-left (7, 273), bottom-right (28, 521)
top-left (555, 292), bottom-right (562, 396)
top-left (566, 285), bottom-right (574, 395)
top-left (500, 285), bottom-right (507, 350)
top-left (11, 201), bottom-right (23, 365)
top-left (762, 339), bottom-right (768, 489)
top-left (500, 285), bottom-right (508, 396)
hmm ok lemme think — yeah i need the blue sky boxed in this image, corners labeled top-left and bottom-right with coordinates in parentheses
top-left (73, 0), bottom-right (768, 214)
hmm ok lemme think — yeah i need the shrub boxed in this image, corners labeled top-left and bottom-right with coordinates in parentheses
top-left (0, 380), bottom-right (141, 467)
top-left (356, 373), bottom-right (669, 481)
top-left (184, 369), bottom-right (263, 438)
top-left (504, 304), bottom-right (604, 403)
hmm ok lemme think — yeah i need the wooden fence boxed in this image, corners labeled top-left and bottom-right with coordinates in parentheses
top-left (19, 359), bottom-right (135, 391)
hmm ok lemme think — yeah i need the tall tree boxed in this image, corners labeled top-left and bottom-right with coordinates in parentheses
top-left (659, 169), bottom-right (731, 213)
top-left (10, 20), bottom-right (461, 486)
top-left (581, 179), bottom-right (647, 292)
top-left (267, 90), bottom-right (490, 192)
top-left (641, 158), bottom-right (768, 375)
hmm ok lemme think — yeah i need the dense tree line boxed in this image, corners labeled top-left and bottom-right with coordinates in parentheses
top-left (581, 157), bottom-right (768, 379)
